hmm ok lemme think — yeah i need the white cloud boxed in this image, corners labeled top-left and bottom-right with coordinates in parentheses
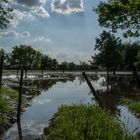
top-left (51, 0), bottom-right (84, 14)
top-left (32, 36), bottom-right (51, 43)
top-left (49, 52), bottom-right (91, 64)
top-left (0, 30), bottom-right (31, 38)
top-left (33, 7), bottom-right (50, 18)
top-left (10, 9), bottom-right (34, 27)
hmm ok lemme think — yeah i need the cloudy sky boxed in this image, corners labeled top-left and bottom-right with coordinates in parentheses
top-left (0, 0), bottom-right (107, 63)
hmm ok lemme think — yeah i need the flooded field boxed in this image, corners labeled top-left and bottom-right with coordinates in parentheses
top-left (1, 74), bottom-right (140, 140)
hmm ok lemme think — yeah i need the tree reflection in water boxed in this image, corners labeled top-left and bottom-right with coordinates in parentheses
top-left (17, 121), bottom-right (22, 140)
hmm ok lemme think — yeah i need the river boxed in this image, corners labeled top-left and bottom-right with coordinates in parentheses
top-left (1, 75), bottom-right (140, 140)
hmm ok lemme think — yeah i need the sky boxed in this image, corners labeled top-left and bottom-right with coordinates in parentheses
top-left (0, 0), bottom-right (107, 64)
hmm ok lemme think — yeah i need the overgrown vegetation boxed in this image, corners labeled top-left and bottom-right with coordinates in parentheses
top-left (0, 87), bottom-right (17, 124)
top-left (44, 104), bottom-right (134, 140)
top-left (121, 98), bottom-right (140, 115)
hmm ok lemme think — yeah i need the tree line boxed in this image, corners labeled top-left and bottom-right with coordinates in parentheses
top-left (0, 45), bottom-right (93, 72)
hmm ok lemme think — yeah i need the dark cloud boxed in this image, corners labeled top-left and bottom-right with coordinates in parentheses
top-left (51, 0), bottom-right (84, 14)
top-left (15, 0), bottom-right (47, 7)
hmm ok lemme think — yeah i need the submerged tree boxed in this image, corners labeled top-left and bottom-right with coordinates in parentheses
top-left (94, 0), bottom-right (140, 37)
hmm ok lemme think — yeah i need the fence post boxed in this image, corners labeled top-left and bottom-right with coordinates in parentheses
top-left (0, 53), bottom-right (4, 94)
top-left (82, 72), bottom-right (102, 107)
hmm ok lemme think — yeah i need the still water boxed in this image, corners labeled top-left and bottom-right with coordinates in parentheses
top-left (2, 76), bottom-right (140, 140)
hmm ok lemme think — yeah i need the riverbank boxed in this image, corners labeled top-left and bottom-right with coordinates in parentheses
top-left (0, 87), bottom-right (18, 135)
top-left (41, 104), bottom-right (135, 140)
top-left (0, 82), bottom-right (41, 136)
top-left (121, 98), bottom-right (140, 117)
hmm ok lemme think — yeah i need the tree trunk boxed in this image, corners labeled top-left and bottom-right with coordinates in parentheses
top-left (132, 65), bottom-right (140, 88)
top-left (17, 69), bottom-right (24, 123)
top-left (17, 69), bottom-right (19, 74)
top-left (25, 69), bottom-right (27, 78)
top-left (42, 69), bottom-right (44, 76)
top-left (106, 65), bottom-right (109, 92)
top-left (113, 69), bottom-right (115, 75)
top-left (17, 121), bottom-right (23, 140)
top-left (0, 54), bottom-right (4, 94)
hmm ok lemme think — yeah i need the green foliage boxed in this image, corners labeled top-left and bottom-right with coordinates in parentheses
top-left (45, 104), bottom-right (133, 140)
top-left (0, 87), bottom-right (17, 124)
top-left (0, 0), bottom-right (12, 29)
top-left (0, 96), bottom-right (10, 124)
top-left (123, 42), bottom-right (140, 70)
top-left (1, 86), bottom-right (17, 100)
top-left (121, 98), bottom-right (140, 115)
top-left (9, 45), bottom-right (42, 70)
top-left (94, 0), bottom-right (140, 37)
top-left (41, 55), bottom-right (59, 70)
top-left (94, 31), bottom-right (122, 72)
top-left (135, 52), bottom-right (140, 70)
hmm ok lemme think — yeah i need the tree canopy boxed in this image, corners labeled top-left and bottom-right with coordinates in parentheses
top-left (0, 0), bottom-right (12, 29)
top-left (94, 31), bottom-right (122, 73)
top-left (9, 45), bottom-right (41, 70)
top-left (94, 0), bottom-right (140, 37)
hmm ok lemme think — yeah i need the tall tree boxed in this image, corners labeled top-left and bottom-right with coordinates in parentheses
top-left (9, 45), bottom-right (41, 77)
top-left (123, 42), bottom-right (140, 71)
top-left (40, 54), bottom-right (50, 74)
top-left (94, 0), bottom-right (140, 37)
top-left (94, 31), bottom-right (122, 75)
top-left (123, 42), bottom-right (140, 87)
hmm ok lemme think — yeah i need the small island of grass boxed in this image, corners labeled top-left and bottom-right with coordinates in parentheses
top-left (42, 104), bottom-right (135, 140)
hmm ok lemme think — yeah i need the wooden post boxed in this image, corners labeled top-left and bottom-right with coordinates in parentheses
top-left (17, 69), bottom-right (24, 122)
top-left (82, 72), bottom-right (102, 107)
top-left (0, 54), bottom-right (4, 94)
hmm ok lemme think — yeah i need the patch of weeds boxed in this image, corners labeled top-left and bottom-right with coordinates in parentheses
top-left (44, 104), bottom-right (135, 140)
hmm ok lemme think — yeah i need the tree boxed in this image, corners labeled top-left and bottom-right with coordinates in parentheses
top-left (135, 51), bottom-right (140, 70)
top-left (123, 42), bottom-right (140, 70)
top-left (68, 62), bottom-right (76, 71)
top-left (59, 61), bottom-right (69, 72)
top-left (94, 31), bottom-right (122, 75)
top-left (0, 49), bottom-right (4, 93)
top-left (94, 0), bottom-right (140, 37)
top-left (0, 0), bottom-right (12, 29)
top-left (123, 42), bottom-right (140, 87)
top-left (9, 45), bottom-right (41, 77)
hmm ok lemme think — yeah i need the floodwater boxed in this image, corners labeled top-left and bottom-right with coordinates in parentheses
top-left (1, 75), bottom-right (140, 140)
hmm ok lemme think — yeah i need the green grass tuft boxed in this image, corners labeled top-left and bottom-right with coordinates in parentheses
top-left (45, 104), bottom-right (134, 140)
top-left (1, 86), bottom-right (17, 100)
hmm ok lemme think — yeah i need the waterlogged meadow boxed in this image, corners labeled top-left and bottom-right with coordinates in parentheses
top-left (121, 98), bottom-right (140, 115)
top-left (1, 75), bottom-right (140, 140)
top-left (0, 87), bottom-right (17, 125)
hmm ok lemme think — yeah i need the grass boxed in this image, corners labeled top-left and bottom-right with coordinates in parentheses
top-left (121, 98), bottom-right (140, 115)
top-left (1, 86), bottom-right (17, 100)
top-left (44, 104), bottom-right (134, 140)
top-left (0, 86), bottom-right (18, 125)
top-left (0, 96), bottom-right (10, 125)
